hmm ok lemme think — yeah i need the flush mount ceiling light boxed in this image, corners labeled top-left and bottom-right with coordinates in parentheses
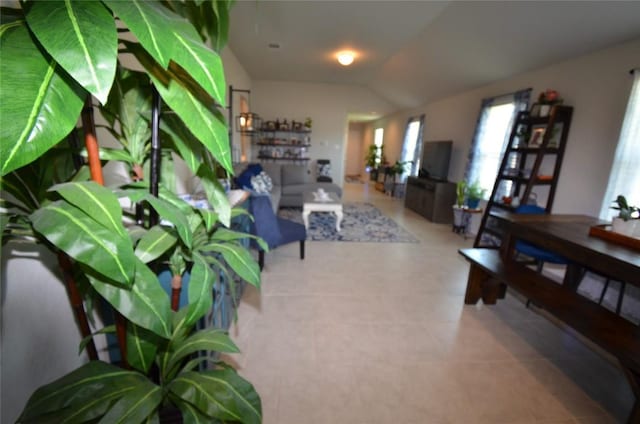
top-left (337, 51), bottom-right (355, 66)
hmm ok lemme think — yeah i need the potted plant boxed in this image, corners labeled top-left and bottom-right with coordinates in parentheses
top-left (389, 160), bottom-right (412, 183)
top-left (610, 195), bottom-right (640, 237)
top-left (1, 1), bottom-right (263, 422)
top-left (452, 181), bottom-right (467, 230)
top-left (365, 144), bottom-right (383, 181)
top-left (465, 181), bottom-right (486, 209)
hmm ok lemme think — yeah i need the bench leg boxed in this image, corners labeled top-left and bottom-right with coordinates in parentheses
top-left (258, 251), bottom-right (265, 271)
top-left (299, 241), bottom-right (305, 260)
top-left (464, 264), bottom-right (502, 305)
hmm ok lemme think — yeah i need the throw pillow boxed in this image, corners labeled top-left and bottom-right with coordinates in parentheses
top-left (235, 163), bottom-right (263, 189)
top-left (251, 171), bottom-right (273, 194)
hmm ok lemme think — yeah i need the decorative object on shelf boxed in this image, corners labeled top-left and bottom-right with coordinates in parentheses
top-left (304, 117), bottom-right (313, 129)
top-left (610, 195), bottom-right (640, 237)
top-left (530, 89), bottom-right (563, 117)
top-left (528, 126), bottom-right (546, 147)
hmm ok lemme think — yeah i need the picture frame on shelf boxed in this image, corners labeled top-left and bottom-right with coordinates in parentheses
top-left (530, 103), bottom-right (541, 117)
top-left (528, 126), bottom-right (546, 147)
top-left (547, 123), bottom-right (563, 148)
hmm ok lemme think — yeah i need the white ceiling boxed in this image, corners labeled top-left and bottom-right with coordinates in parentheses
top-left (228, 1), bottom-right (640, 112)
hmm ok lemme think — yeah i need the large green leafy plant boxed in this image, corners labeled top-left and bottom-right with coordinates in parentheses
top-left (1, 1), bottom-right (263, 422)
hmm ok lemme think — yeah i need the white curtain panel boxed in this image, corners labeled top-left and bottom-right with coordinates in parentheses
top-left (600, 69), bottom-right (640, 220)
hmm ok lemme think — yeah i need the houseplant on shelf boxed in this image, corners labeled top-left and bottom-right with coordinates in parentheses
top-left (1, 1), bottom-right (263, 423)
top-left (610, 195), bottom-right (640, 237)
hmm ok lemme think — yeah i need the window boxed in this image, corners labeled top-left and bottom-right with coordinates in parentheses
top-left (464, 89), bottom-right (531, 199)
top-left (400, 115), bottom-right (425, 179)
top-left (600, 69), bottom-right (640, 220)
top-left (374, 127), bottom-right (384, 166)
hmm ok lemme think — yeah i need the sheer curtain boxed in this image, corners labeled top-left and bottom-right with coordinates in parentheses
top-left (399, 114), bottom-right (425, 180)
top-left (600, 69), bottom-right (640, 220)
top-left (464, 89), bottom-right (531, 198)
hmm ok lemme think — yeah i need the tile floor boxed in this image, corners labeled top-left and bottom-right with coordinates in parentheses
top-left (223, 182), bottom-right (634, 424)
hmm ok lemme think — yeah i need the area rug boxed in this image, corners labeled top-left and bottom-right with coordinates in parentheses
top-left (278, 202), bottom-right (419, 243)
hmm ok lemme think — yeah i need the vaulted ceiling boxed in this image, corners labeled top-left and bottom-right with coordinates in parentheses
top-left (228, 1), bottom-right (640, 111)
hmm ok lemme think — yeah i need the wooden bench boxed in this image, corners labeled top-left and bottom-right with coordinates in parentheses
top-left (459, 247), bottom-right (640, 423)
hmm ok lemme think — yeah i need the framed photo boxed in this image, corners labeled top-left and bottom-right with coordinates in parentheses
top-left (528, 127), bottom-right (546, 147)
top-left (529, 103), bottom-right (541, 117)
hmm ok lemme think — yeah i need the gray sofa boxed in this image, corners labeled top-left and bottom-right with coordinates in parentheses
top-left (235, 162), bottom-right (342, 210)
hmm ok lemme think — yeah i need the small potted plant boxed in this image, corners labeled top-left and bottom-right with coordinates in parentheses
top-left (466, 181), bottom-right (486, 209)
top-left (452, 181), bottom-right (467, 230)
top-left (365, 144), bottom-right (384, 181)
top-left (611, 195), bottom-right (640, 237)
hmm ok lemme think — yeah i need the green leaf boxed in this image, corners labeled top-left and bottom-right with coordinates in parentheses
top-left (161, 112), bottom-right (205, 175)
top-left (102, 68), bottom-right (152, 162)
top-left (126, 321), bottom-right (160, 374)
top-left (99, 380), bottom-right (162, 424)
top-left (87, 258), bottom-right (171, 339)
top-left (198, 209), bottom-right (219, 232)
top-left (130, 45), bottom-right (232, 174)
top-left (169, 369), bottom-right (261, 424)
top-left (25, 0), bottom-right (117, 104)
top-left (30, 200), bottom-right (135, 286)
top-left (0, 22), bottom-right (84, 176)
top-left (183, 253), bottom-right (214, 327)
top-left (209, 0), bottom-right (231, 52)
top-left (174, 398), bottom-right (212, 424)
top-left (201, 243), bottom-right (260, 288)
top-left (50, 181), bottom-right (127, 237)
top-left (166, 328), bottom-right (238, 374)
top-left (19, 361), bottom-right (147, 423)
top-left (78, 325), bottom-right (115, 355)
top-left (135, 225), bottom-right (178, 264)
top-left (196, 164), bottom-right (231, 227)
top-left (105, 0), bottom-right (225, 105)
top-left (144, 195), bottom-right (193, 249)
top-left (91, 147), bottom-right (136, 163)
top-left (211, 227), bottom-right (268, 251)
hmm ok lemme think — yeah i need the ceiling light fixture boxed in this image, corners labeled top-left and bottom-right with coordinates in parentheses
top-left (337, 51), bottom-right (355, 66)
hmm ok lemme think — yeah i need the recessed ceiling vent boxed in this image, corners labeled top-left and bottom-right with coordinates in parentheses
top-left (268, 43), bottom-right (280, 49)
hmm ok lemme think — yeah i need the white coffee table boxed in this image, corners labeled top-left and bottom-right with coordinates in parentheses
top-left (302, 191), bottom-right (343, 231)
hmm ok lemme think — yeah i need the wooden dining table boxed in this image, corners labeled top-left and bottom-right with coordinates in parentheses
top-left (495, 212), bottom-right (640, 423)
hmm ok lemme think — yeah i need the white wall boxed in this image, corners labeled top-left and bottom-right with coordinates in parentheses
top-left (367, 38), bottom-right (640, 216)
top-left (1, 244), bottom-right (91, 423)
top-left (346, 123), bottom-right (365, 177)
top-left (250, 81), bottom-right (394, 183)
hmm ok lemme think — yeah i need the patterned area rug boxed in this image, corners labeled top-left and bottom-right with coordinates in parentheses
top-left (278, 202), bottom-right (419, 243)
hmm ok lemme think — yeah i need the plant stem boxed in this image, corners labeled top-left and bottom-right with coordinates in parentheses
top-left (57, 252), bottom-right (99, 361)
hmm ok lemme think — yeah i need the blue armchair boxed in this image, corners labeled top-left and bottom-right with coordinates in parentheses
top-left (248, 195), bottom-right (306, 270)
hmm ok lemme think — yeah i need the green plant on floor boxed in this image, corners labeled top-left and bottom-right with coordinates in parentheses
top-left (1, 1), bottom-right (263, 422)
top-left (365, 144), bottom-right (380, 169)
top-left (455, 181), bottom-right (467, 207)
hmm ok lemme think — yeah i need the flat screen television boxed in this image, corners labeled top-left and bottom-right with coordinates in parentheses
top-left (419, 140), bottom-right (452, 181)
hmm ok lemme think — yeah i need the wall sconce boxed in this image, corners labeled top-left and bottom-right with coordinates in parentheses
top-left (228, 85), bottom-right (261, 134)
top-left (236, 112), bottom-right (261, 133)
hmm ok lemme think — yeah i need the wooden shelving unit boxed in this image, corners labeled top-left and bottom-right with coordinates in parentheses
top-left (474, 105), bottom-right (573, 247)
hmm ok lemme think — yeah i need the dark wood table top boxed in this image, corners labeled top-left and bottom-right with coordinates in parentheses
top-left (493, 212), bottom-right (640, 285)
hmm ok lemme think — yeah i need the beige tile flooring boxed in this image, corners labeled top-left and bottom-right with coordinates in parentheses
top-left (223, 182), bottom-right (634, 424)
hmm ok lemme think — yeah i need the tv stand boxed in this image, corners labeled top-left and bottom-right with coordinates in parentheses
top-left (404, 177), bottom-right (456, 224)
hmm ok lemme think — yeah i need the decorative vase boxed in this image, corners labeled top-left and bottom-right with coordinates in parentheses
top-left (466, 198), bottom-right (480, 209)
top-left (611, 217), bottom-right (640, 237)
